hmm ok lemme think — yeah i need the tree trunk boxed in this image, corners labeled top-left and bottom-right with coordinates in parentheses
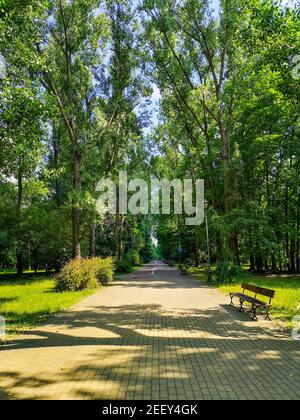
top-left (271, 254), bottom-right (278, 274)
top-left (52, 120), bottom-right (61, 206)
top-left (277, 237), bottom-right (283, 272)
top-left (16, 167), bottom-right (23, 276)
top-left (72, 148), bottom-right (81, 259)
top-left (115, 215), bottom-right (124, 261)
top-left (89, 223), bottom-right (97, 258)
top-left (221, 128), bottom-right (232, 215)
top-left (285, 181), bottom-right (290, 272)
top-left (249, 229), bottom-right (255, 272)
top-left (131, 219), bottom-right (135, 250)
top-left (194, 247), bottom-right (200, 267)
top-left (255, 252), bottom-right (263, 273)
top-left (72, 206), bottom-right (81, 259)
top-left (220, 121), bottom-right (240, 265)
top-left (28, 245), bottom-right (31, 271)
top-left (290, 239), bottom-right (296, 273)
top-left (16, 252), bottom-right (23, 276)
top-left (250, 255), bottom-right (255, 272)
top-left (297, 187), bottom-right (300, 272)
top-left (229, 234), bottom-right (240, 265)
top-left (264, 259), bottom-right (269, 271)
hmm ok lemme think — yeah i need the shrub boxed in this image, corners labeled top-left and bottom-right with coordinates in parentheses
top-left (97, 257), bottom-right (114, 285)
top-left (124, 250), bottom-right (141, 266)
top-left (116, 259), bottom-right (132, 273)
top-left (230, 264), bottom-right (248, 280)
top-left (216, 261), bottom-right (248, 283)
top-left (56, 258), bottom-right (100, 292)
top-left (56, 257), bottom-right (114, 291)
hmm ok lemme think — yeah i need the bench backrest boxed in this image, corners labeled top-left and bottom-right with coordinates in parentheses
top-left (242, 283), bottom-right (275, 301)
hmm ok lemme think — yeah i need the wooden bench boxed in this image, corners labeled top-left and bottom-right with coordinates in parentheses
top-left (230, 283), bottom-right (275, 321)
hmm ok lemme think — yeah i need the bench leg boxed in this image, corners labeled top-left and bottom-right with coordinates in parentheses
top-left (239, 299), bottom-right (245, 313)
top-left (265, 308), bottom-right (271, 321)
top-left (230, 294), bottom-right (235, 306)
top-left (251, 305), bottom-right (258, 321)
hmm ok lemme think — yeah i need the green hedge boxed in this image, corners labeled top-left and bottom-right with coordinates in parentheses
top-left (116, 259), bottom-right (133, 273)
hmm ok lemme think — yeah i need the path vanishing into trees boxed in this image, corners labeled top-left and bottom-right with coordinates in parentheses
top-left (0, 262), bottom-right (299, 400)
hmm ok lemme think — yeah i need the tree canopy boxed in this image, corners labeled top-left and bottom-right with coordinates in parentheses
top-left (0, 0), bottom-right (299, 275)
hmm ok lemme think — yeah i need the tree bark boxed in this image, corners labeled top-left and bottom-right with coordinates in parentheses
top-left (52, 120), bottom-right (61, 206)
top-left (271, 254), bottom-right (278, 274)
top-left (219, 118), bottom-right (241, 265)
top-left (255, 252), bottom-right (263, 273)
top-left (16, 167), bottom-right (23, 276)
top-left (290, 239), bottom-right (296, 273)
top-left (285, 181), bottom-right (290, 271)
top-left (89, 223), bottom-right (97, 258)
top-left (297, 187), bottom-right (300, 272)
top-left (115, 215), bottom-right (124, 261)
top-left (72, 144), bottom-right (81, 259)
top-left (264, 259), bottom-right (269, 271)
top-left (194, 247), bottom-right (200, 267)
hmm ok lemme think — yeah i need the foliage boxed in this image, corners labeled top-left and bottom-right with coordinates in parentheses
top-left (56, 257), bottom-right (114, 292)
top-left (123, 250), bottom-right (141, 266)
top-left (215, 261), bottom-right (249, 283)
top-left (56, 258), bottom-right (100, 292)
top-left (116, 259), bottom-right (133, 273)
top-left (143, 0), bottom-right (300, 273)
top-left (96, 257), bottom-right (114, 285)
top-left (0, 0), bottom-right (300, 281)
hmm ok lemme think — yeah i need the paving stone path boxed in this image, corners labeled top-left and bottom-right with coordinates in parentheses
top-left (0, 262), bottom-right (299, 400)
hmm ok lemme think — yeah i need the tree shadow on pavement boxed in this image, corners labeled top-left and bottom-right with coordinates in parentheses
top-left (1, 302), bottom-right (299, 400)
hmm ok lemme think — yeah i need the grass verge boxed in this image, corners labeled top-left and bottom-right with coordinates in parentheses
top-left (0, 275), bottom-right (95, 339)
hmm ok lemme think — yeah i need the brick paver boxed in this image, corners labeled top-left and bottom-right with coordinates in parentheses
top-left (0, 262), bottom-right (299, 400)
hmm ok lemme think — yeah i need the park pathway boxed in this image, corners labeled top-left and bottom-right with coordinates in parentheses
top-left (0, 262), bottom-right (299, 400)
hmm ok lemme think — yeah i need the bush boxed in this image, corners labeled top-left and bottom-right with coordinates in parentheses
top-left (116, 259), bottom-right (132, 273)
top-left (124, 250), bottom-right (141, 266)
top-left (56, 257), bottom-right (114, 291)
top-left (56, 258), bottom-right (100, 292)
top-left (216, 261), bottom-right (248, 283)
top-left (97, 257), bottom-right (114, 285)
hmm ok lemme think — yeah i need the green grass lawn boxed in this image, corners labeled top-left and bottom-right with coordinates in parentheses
top-left (0, 268), bottom-right (49, 275)
top-left (0, 276), bottom-right (95, 339)
top-left (0, 269), bottom-right (17, 275)
top-left (189, 267), bottom-right (300, 325)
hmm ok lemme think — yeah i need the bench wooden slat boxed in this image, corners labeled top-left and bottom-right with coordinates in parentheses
top-left (241, 283), bottom-right (275, 299)
top-left (233, 293), bottom-right (271, 307)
